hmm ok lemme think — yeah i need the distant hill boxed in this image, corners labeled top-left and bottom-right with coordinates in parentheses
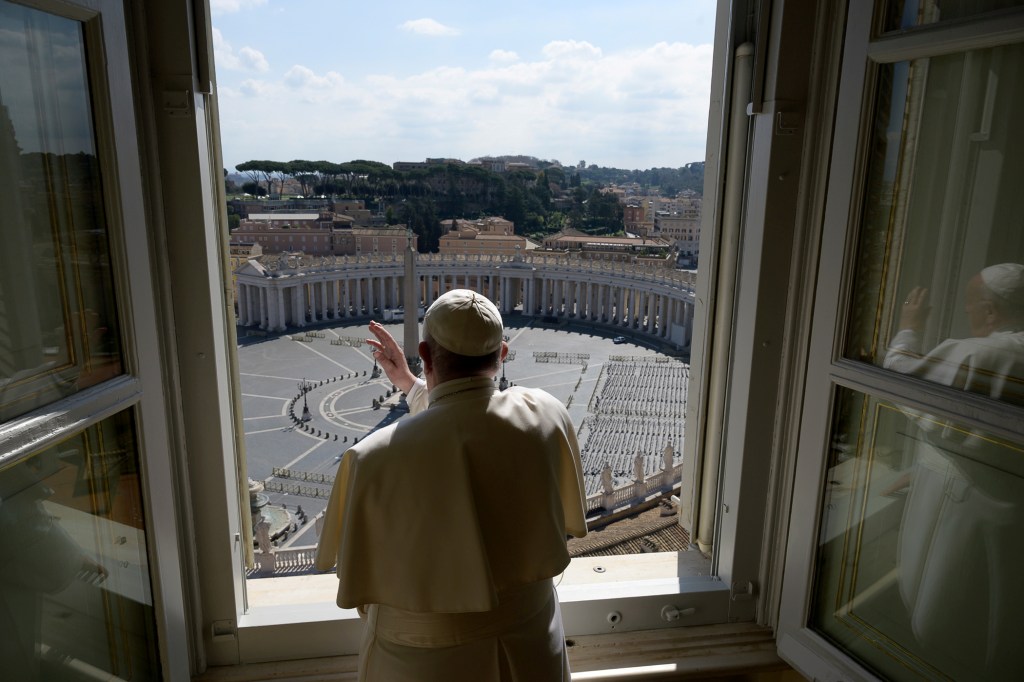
top-left (578, 162), bottom-right (705, 196)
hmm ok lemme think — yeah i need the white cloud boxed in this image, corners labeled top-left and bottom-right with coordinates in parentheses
top-left (217, 40), bottom-right (713, 170)
top-left (238, 79), bottom-right (270, 97)
top-left (541, 40), bottom-right (602, 60)
top-left (212, 28), bottom-right (269, 72)
top-left (399, 18), bottom-right (460, 37)
top-left (283, 65), bottom-right (345, 93)
top-left (489, 49), bottom-right (519, 63)
top-left (211, 0), bottom-right (267, 15)
top-left (239, 46), bottom-right (269, 72)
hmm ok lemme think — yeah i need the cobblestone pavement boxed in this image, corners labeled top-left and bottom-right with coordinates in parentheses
top-left (238, 317), bottom-right (680, 548)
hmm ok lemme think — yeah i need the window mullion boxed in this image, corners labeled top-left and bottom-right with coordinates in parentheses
top-left (868, 9), bottom-right (1024, 63)
top-left (830, 360), bottom-right (1024, 441)
top-left (0, 375), bottom-right (141, 467)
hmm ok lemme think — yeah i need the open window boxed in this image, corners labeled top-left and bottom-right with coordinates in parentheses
top-left (0, 0), bottom-right (189, 678)
top-left (779, 1), bottom-right (1024, 679)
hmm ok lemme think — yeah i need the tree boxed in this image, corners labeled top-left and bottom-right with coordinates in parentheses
top-left (286, 159), bottom-right (320, 197)
top-left (236, 160), bottom-right (273, 194)
top-left (242, 181), bottom-right (266, 197)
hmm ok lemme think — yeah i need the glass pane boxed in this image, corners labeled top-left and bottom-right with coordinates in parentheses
top-left (0, 1), bottom-right (123, 422)
top-left (845, 44), bottom-right (1024, 406)
top-left (0, 410), bottom-right (160, 680)
top-left (882, 1), bottom-right (1024, 32)
top-left (812, 387), bottom-right (1024, 680)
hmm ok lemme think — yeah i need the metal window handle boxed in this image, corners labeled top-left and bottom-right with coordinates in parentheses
top-left (661, 605), bottom-right (696, 621)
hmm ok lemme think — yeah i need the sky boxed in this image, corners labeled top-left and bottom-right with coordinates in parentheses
top-left (212, 0), bottom-right (717, 173)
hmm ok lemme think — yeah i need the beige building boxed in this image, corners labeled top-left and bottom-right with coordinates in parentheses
top-left (438, 217), bottom-right (534, 257)
top-left (230, 210), bottom-right (414, 258)
top-left (227, 241), bottom-right (263, 304)
top-left (541, 229), bottom-right (674, 265)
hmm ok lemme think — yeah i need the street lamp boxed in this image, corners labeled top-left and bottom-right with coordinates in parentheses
top-left (298, 378), bottom-right (313, 422)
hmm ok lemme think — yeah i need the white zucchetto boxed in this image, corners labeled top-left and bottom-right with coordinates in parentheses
top-left (423, 289), bottom-right (504, 356)
top-left (981, 263), bottom-right (1024, 307)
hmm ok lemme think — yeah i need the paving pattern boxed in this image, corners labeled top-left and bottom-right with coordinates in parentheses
top-left (238, 316), bottom-right (687, 549)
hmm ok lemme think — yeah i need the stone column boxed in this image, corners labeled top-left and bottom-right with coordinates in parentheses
top-left (256, 286), bottom-right (266, 329)
top-left (683, 300), bottom-right (692, 345)
top-left (236, 284), bottom-right (248, 325)
top-left (275, 287), bottom-right (286, 331)
top-left (291, 285), bottom-right (299, 326)
top-left (660, 295), bottom-right (669, 338)
top-left (239, 283), bottom-right (249, 326)
top-left (264, 287), bottom-right (274, 330)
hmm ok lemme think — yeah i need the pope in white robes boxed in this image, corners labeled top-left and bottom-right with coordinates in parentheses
top-left (316, 290), bottom-right (587, 681)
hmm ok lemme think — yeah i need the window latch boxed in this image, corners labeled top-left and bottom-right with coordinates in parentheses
top-left (731, 580), bottom-right (756, 601)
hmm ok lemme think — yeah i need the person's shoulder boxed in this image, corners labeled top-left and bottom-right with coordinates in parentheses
top-left (502, 385), bottom-right (570, 416)
top-left (350, 408), bottom-right (445, 460)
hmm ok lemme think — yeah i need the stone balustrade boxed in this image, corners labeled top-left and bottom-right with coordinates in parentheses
top-left (253, 462), bottom-right (683, 576)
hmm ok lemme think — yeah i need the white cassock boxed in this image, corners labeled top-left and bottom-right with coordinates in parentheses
top-left (884, 329), bottom-right (1024, 675)
top-left (316, 376), bottom-right (588, 681)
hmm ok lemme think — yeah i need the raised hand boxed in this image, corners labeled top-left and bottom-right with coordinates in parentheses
top-left (366, 321), bottom-right (417, 393)
top-left (899, 286), bottom-right (930, 332)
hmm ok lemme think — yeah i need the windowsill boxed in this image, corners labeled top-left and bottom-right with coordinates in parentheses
top-left (241, 550), bottom-right (714, 628)
top-left (198, 622), bottom-right (788, 681)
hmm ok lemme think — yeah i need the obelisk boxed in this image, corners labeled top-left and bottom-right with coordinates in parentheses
top-left (403, 231), bottom-right (421, 373)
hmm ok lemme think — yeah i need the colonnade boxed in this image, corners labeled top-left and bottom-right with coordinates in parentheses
top-left (235, 254), bottom-right (695, 347)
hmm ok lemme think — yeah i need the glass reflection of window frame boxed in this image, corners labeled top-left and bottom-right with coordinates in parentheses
top-left (880, 1), bottom-right (1024, 34)
top-left (844, 38), bottom-right (1024, 387)
top-left (0, 1), bottom-right (124, 423)
top-left (812, 386), bottom-right (1024, 680)
top-left (815, 392), bottom-right (943, 680)
top-left (0, 409), bottom-right (160, 680)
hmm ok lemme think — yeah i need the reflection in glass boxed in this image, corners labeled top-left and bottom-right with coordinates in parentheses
top-left (0, 410), bottom-right (159, 680)
top-left (812, 388), bottom-right (1024, 680)
top-left (0, 1), bottom-right (122, 422)
top-left (845, 44), bottom-right (1024, 405)
top-left (883, 0), bottom-right (1024, 32)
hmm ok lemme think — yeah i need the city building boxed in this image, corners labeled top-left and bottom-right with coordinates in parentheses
top-left (227, 241), bottom-right (262, 304)
top-left (235, 250), bottom-right (694, 347)
top-left (6, 1), bottom-right (1018, 680)
top-left (541, 228), bottom-right (675, 266)
top-left (437, 217), bottom-right (537, 257)
top-left (230, 211), bottom-right (414, 258)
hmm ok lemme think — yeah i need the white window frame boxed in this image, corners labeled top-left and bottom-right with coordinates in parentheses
top-left (128, 0), bottom-right (850, 674)
top-left (776, 3), bottom-right (1024, 679)
top-left (0, 0), bottom-right (191, 678)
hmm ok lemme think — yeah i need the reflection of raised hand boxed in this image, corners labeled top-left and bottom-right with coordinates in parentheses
top-left (899, 286), bottom-right (931, 332)
top-left (366, 321), bottom-right (417, 394)
top-left (77, 557), bottom-right (107, 586)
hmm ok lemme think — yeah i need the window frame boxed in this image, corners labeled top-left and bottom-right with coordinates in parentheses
top-left (0, 0), bottom-right (191, 677)
top-left (136, 0), bottom-right (837, 672)
top-left (776, 2), bottom-right (1024, 678)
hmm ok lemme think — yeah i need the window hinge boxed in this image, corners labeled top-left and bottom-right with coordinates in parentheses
top-left (731, 580), bottom-right (756, 602)
top-left (162, 89), bottom-right (192, 118)
top-left (211, 619), bottom-right (236, 643)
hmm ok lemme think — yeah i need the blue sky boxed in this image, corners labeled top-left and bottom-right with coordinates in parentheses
top-left (212, 0), bottom-right (717, 172)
